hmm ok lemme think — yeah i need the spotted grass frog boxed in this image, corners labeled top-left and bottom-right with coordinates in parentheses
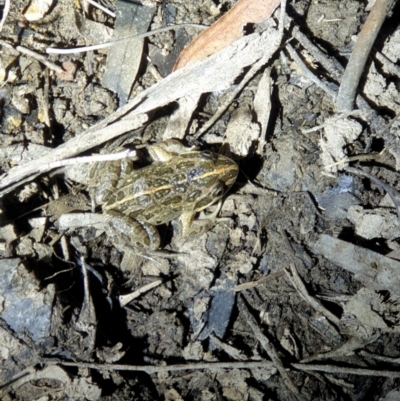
top-left (88, 140), bottom-right (238, 254)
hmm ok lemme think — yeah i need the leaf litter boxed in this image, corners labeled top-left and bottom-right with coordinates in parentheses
top-left (1, 0), bottom-right (400, 400)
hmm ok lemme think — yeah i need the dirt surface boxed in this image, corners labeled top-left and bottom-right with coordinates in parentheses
top-left (1, 0), bottom-right (400, 400)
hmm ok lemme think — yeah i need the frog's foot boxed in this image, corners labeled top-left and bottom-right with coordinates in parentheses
top-left (104, 210), bottom-right (160, 253)
top-left (148, 139), bottom-right (198, 162)
top-left (178, 200), bottom-right (229, 237)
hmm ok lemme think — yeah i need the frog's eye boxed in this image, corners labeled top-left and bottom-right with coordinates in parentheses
top-left (212, 184), bottom-right (225, 198)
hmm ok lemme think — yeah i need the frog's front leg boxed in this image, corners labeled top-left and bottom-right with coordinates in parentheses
top-left (104, 210), bottom-right (160, 253)
top-left (178, 200), bottom-right (227, 237)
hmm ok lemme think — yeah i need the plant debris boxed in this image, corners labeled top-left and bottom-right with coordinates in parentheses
top-left (1, 0), bottom-right (400, 400)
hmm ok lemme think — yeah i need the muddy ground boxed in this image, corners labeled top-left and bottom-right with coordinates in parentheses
top-left (1, 0), bottom-right (400, 400)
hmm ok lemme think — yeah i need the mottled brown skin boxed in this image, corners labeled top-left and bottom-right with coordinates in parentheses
top-left (88, 140), bottom-right (238, 253)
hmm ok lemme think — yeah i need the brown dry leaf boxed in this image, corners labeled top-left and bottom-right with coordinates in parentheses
top-left (173, 0), bottom-right (281, 70)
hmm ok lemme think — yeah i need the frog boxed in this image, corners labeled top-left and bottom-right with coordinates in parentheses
top-left (87, 139), bottom-right (238, 255)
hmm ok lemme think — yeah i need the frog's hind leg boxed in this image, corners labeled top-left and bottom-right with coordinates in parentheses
top-left (88, 158), bottom-right (134, 209)
top-left (105, 210), bottom-right (160, 253)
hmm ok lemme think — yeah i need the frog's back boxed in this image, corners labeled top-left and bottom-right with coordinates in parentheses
top-left (103, 151), bottom-right (237, 226)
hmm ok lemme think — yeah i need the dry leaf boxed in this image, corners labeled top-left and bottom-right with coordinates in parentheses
top-left (173, 0), bottom-right (281, 70)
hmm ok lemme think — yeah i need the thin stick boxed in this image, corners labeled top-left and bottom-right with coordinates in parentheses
top-left (359, 350), bottom-right (400, 364)
top-left (345, 166), bottom-right (400, 221)
top-left (119, 280), bottom-right (163, 307)
top-left (290, 22), bottom-right (343, 81)
top-left (335, 0), bottom-right (396, 112)
top-left (0, 0), bottom-right (10, 32)
top-left (285, 263), bottom-right (340, 326)
top-left (0, 40), bottom-right (64, 73)
top-left (278, 229), bottom-right (340, 326)
top-left (238, 295), bottom-right (301, 396)
top-left (292, 362), bottom-right (400, 379)
top-left (300, 110), bottom-right (364, 134)
top-left (233, 270), bottom-right (285, 292)
top-left (41, 360), bottom-right (275, 373)
top-left (46, 24), bottom-right (206, 54)
top-left (85, 0), bottom-right (116, 18)
top-left (286, 43), bottom-right (337, 99)
top-left (324, 149), bottom-right (385, 168)
top-left (45, 149), bottom-right (138, 170)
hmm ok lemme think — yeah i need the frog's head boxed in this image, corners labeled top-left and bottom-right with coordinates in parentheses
top-left (189, 152), bottom-right (238, 212)
top-left (214, 154), bottom-right (238, 191)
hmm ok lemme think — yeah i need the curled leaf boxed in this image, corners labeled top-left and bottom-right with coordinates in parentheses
top-left (173, 0), bottom-right (281, 70)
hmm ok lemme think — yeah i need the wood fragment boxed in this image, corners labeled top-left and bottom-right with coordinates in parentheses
top-left (312, 234), bottom-right (400, 296)
top-left (335, 0), bottom-right (396, 111)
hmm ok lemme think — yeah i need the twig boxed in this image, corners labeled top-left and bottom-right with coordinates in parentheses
top-left (292, 362), bottom-right (400, 379)
top-left (194, 0), bottom-right (287, 140)
top-left (46, 149), bottom-right (138, 170)
top-left (300, 334), bottom-right (380, 364)
top-left (278, 229), bottom-right (340, 327)
top-left (288, 9), bottom-right (390, 141)
top-left (324, 150), bottom-right (385, 169)
top-left (238, 295), bottom-right (302, 397)
top-left (40, 360), bottom-right (274, 373)
top-left (0, 40), bottom-right (64, 74)
top-left (286, 44), bottom-right (337, 99)
top-left (0, 0), bottom-right (10, 32)
top-left (284, 263), bottom-right (340, 327)
top-left (291, 25), bottom-right (343, 81)
top-left (233, 270), bottom-right (285, 292)
top-left (345, 166), bottom-right (400, 221)
top-left (209, 334), bottom-right (247, 361)
top-left (300, 110), bottom-right (364, 133)
top-left (119, 280), bottom-right (163, 307)
top-left (335, 0), bottom-right (396, 112)
top-left (359, 350), bottom-right (400, 364)
top-left (289, 7), bottom-right (396, 151)
top-left (46, 24), bottom-right (206, 54)
top-left (85, 0), bottom-right (116, 18)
